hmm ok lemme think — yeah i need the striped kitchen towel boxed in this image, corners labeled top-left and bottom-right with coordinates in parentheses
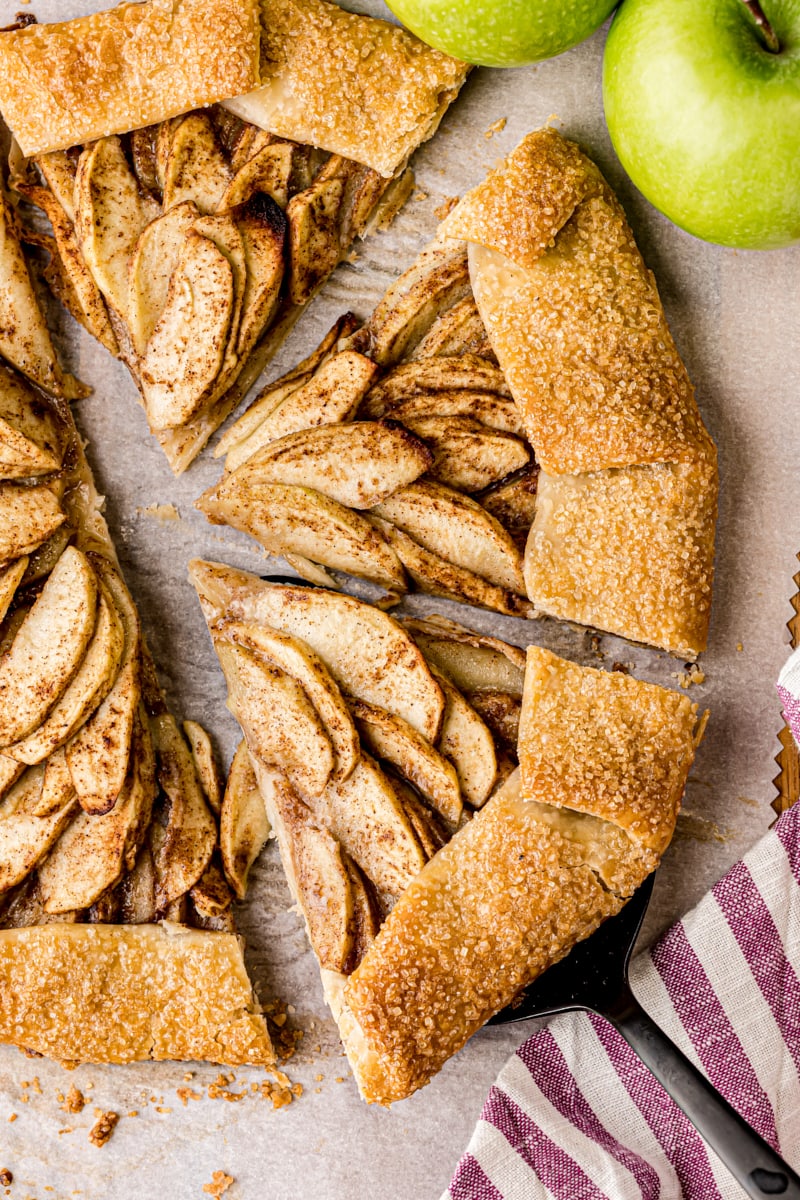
top-left (778, 647), bottom-right (800, 744)
top-left (443, 673), bottom-right (800, 1200)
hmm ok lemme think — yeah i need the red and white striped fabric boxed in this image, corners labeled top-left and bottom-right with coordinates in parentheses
top-left (443, 664), bottom-right (800, 1200)
top-left (778, 648), bottom-right (800, 745)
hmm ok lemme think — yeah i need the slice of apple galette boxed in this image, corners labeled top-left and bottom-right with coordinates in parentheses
top-left (10, 0), bottom-right (468, 474)
top-left (199, 129), bottom-right (718, 658)
top-left (190, 558), bottom-right (704, 1103)
top-left (0, 210), bottom-right (272, 1065)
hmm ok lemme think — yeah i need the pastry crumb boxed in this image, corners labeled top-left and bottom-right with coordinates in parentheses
top-left (484, 117), bottom-right (507, 139)
top-left (675, 664), bottom-right (706, 688)
top-left (736, 641), bottom-right (744, 652)
top-left (207, 1079), bottom-right (247, 1103)
top-left (264, 1086), bottom-right (292, 1109)
top-left (433, 196), bottom-right (458, 220)
top-left (7, 1114), bottom-right (16, 1123)
top-left (88, 1112), bottom-right (119, 1147)
top-left (0, 1170), bottom-right (12, 1187)
top-left (176, 1088), bottom-right (202, 1107)
top-left (61, 1086), bottom-right (85, 1114)
top-left (414, 189), bottom-right (429, 201)
top-left (137, 502), bottom-right (180, 522)
top-left (265, 999), bottom-right (304, 1060)
top-left (203, 1171), bottom-right (234, 1198)
top-left (259, 1072), bottom-right (302, 1109)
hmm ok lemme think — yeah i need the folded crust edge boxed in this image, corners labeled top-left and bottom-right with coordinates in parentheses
top-left (0, 922), bottom-right (274, 1065)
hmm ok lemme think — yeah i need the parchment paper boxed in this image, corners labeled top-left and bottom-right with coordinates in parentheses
top-left (1, 3), bottom-right (799, 1197)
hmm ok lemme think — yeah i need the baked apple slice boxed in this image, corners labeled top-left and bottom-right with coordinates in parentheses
top-left (191, 560), bottom-right (445, 743)
top-left (217, 619), bottom-right (359, 784)
top-left (219, 740), bottom-right (270, 901)
top-left (227, 421), bottom-right (433, 510)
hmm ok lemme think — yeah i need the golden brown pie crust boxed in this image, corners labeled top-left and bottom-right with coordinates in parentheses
top-left (0, 923), bottom-right (273, 1064)
top-left (0, 0), bottom-right (261, 156)
top-left (525, 450), bottom-right (718, 660)
top-left (224, 0), bottom-right (469, 177)
top-left (519, 647), bottom-right (700, 860)
top-left (440, 129), bottom-right (719, 656)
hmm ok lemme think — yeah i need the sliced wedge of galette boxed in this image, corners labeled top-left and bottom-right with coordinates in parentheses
top-left (190, 558), bottom-right (705, 1103)
top-left (0, 217), bottom-right (272, 1066)
top-left (9, 0), bottom-right (467, 473)
top-left (199, 129), bottom-right (718, 658)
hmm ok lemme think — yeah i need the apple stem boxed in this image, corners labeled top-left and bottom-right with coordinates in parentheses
top-left (740, 0), bottom-right (780, 52)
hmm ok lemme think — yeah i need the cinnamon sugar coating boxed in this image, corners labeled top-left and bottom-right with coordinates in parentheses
top-left (467, 227), bottom-right (706, 477)
top-left (225, 0), bottom-right (469, 178)
top-left (0, 0), bottom-right (261, 157)
top-left (0, 923), bottom-right (273, 1065)
top-left (439, 128), bottom-right (602, 272)
top-left (446, 129), bottom-right (708, 475)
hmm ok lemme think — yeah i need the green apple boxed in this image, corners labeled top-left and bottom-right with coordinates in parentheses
top-left (384, 0), bottom-right (618, 68)
top-left (603, 0), bottom-right (800, 249)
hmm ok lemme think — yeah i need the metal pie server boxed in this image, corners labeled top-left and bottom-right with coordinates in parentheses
top-left (491, 874), bottom-right (800, 1199)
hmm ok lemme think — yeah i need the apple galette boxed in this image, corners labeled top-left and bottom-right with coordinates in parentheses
top-left (199, 129), bottom-right (718, 657)
top-left (4, 0), bottom-right (467, 474)
top-left (191, 558), bottom-right (704, 1103)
